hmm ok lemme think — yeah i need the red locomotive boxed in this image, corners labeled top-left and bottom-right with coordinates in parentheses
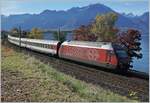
top-left (59, 41), bottom-right (129, 70)
top-left (8, 35), bottom-right (130, 70)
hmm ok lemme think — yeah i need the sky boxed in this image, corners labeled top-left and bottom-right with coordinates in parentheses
top-left (1, 0), bottom-right (149, 16)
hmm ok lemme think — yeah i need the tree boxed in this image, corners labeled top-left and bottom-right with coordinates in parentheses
top-left (73, 25), bottom-right (97, 41)
top-left (117, 29), bottom-right (142, 67)
top-left (90, 12), bottom-right (119, 42)
top-left (10, 28), bottom-right (20, 37)
top-left (28, 28), bottom-right (43, 39)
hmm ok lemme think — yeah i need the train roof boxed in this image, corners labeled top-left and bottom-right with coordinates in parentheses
top-left (24, 38), bottom-right (59, 44)
top-left (62, 41), bottom-right (113, 50)
top-left (8, 35), bottom-right (60, 44)
top-left (8, 35), bottom-right (19, 40)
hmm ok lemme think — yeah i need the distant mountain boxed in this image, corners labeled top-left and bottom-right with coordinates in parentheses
top-left (124, 12), bottom-right (149, 34)
top-left (1, 4), bottom-right (149, 34)
top-left (121, 12), bottom-right (137, 18)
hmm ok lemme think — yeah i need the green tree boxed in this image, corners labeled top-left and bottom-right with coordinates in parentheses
top-left (90, 12), bottom-right (118, 42)
top-left (28, 28), bottom-right (43, 39)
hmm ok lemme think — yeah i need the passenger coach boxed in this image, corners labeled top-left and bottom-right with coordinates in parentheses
top-left (8, 35), bottom-right (60, 55)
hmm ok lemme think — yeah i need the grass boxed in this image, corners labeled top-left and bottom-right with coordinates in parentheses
top-left (1, 45), bottom-right (136, 102)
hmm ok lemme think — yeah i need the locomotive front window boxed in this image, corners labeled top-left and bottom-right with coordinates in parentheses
top-left (116, 50), bottom-right (128, 58)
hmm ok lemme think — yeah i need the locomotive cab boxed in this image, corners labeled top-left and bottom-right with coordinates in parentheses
top-left (113, 44), bottom-right (130, 70)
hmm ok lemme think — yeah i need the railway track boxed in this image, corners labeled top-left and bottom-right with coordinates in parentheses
top-left (4, 41), bottom-right (149, 101)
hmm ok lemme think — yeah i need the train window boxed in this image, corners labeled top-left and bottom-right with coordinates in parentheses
top-left (45, 44), bottom-right (47, 48)
top-left (49, 45), bottom-right (52, 49)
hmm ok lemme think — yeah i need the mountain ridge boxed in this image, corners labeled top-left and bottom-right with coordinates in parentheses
top-left (1, 3), bottom-right (149, 34)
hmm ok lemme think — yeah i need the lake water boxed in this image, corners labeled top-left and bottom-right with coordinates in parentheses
top-left (43, 32), bottom-right (149, 73)
top-left (132, 34), bottom-right (149, 73)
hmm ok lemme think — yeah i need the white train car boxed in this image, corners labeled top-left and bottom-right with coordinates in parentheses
top-left (8, 35), bottom-right (60, 55)
top-left (8, 35), bottom-right (20, 46)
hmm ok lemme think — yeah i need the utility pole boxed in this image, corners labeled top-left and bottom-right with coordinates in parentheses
top-left (57, 28), bottom-right (60, 41)
top-left (19, 26), bottom-right (21, 51)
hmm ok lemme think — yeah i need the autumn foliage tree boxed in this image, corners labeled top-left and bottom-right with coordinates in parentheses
top-left (117, 29), bottom-right (142, 61)
top-left (28, 28), bottom-right (43, 39)
top-left (90, 12), bottom-right (119, 42)
top-left (73, 12), bottom-right (118, 42)
top-left (73, 25), bottom-right (97, 41)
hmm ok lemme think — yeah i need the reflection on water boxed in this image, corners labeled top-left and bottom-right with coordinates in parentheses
top-left (43, 33), bottom-right (149, 73)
